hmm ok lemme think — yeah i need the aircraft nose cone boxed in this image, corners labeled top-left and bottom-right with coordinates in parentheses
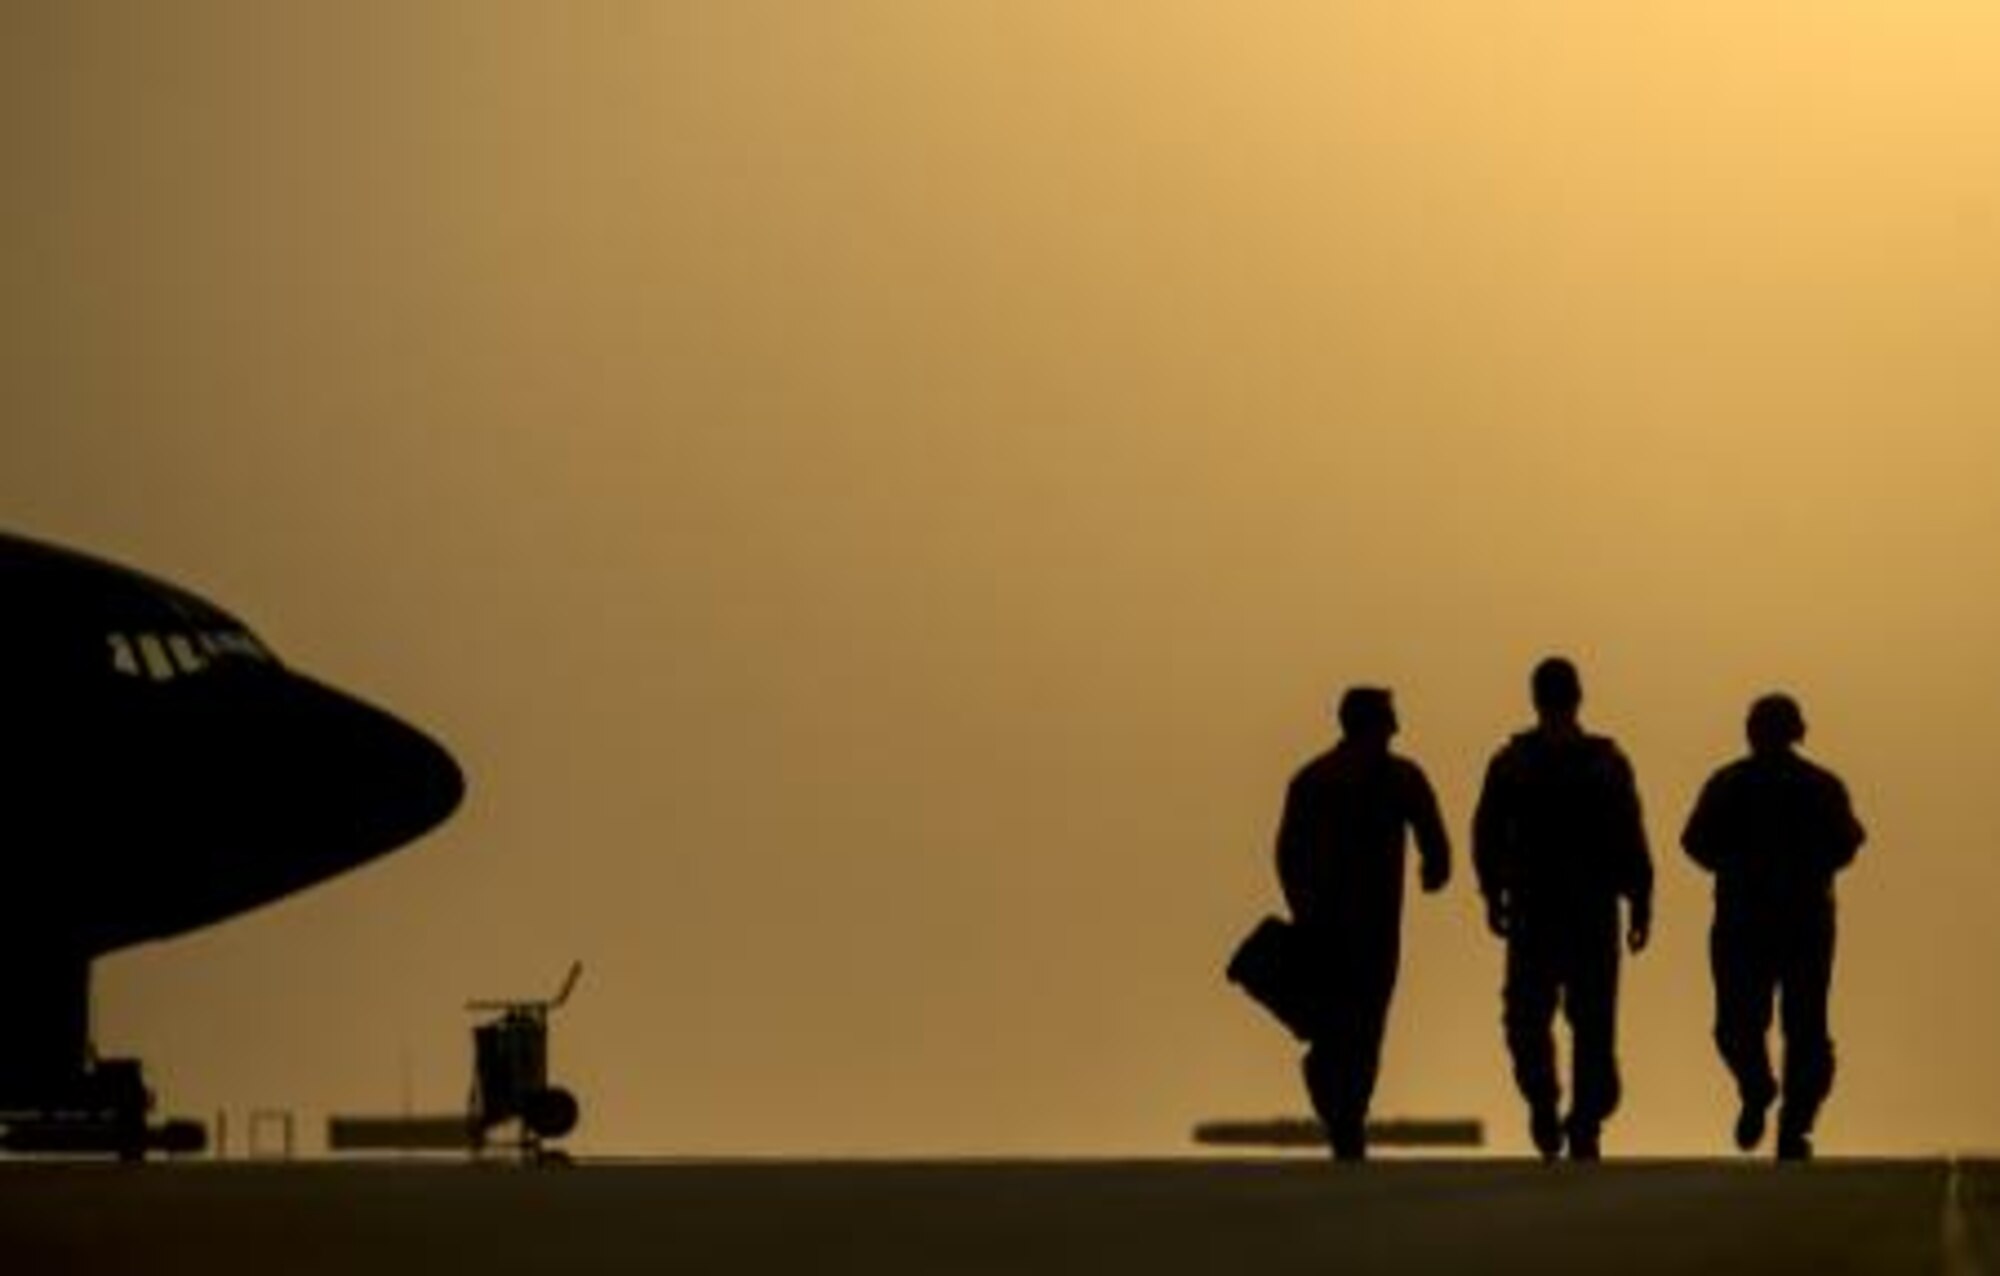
top-left (46, 668), bottom-right (469, 955)
top-left (369, 711), bottom-right (465, 849)
top-left (285, 675), bottom-right (467, 870)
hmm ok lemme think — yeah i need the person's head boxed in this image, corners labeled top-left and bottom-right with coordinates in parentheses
top-left (1336, 686), bottom-right (1398, 748)
top-left (1530, 656), bottom-right (1582, 725)
top-left (1747, 693), bottom-right (1806, 755)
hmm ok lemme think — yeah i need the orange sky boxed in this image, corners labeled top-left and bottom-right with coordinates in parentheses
top-left (5, 2), bottom-right (2000, 1156)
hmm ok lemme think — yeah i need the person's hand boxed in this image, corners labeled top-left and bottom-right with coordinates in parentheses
top-left (1420, 858), bottom-right (1450, 894)
top-left (1484, 893), bottom-right (1510, 938)
top-left (1627, 906), bottom-right (1652, 954)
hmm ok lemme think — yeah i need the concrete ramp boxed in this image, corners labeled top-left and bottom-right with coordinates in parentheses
top-left (0, 1159), bottom-right (1982, 1275)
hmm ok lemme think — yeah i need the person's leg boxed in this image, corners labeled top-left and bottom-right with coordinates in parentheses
top-left (1712, 921), bottom-right (1779, 1151)
top-left (1563, 931), bottom-right (1622, 1161)
top-left (1318, 954), bottom-right (1399, 1161)
top-left (1300, 1043), bottom-right (1350, 1157)
top-left (1776, 911), bottom-right (1837, 1160)
top-left (1338, 966), bottom-right (1398, 1157)
top-left (1503, 931), bottom-right (1563, 1160)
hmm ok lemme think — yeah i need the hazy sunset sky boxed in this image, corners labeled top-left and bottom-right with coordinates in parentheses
top-left (5, 3), bottom-right (2000, 1157)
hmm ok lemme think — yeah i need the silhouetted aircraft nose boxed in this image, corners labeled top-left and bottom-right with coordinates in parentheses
top-left (91, 670), bottom-right (472, 949)
top-left (35, 663), bottom-right (470, 955)
top-left (270, 673), bottom-right (467, 871)
top-left (0, 530), bottom-right (467, 956)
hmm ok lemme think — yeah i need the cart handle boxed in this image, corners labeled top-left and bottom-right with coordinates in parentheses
top-left (465, 960), bottom-right (584, 1013)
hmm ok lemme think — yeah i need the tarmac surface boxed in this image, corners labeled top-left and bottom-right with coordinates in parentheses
top-left (2, 1158), bottom-right (1996, 1275)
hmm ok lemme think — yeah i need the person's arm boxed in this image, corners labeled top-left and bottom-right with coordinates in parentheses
top-left (1680, 771), bottom-right (1728, 874)
top-left (1405, 762), bottom-right (1451, 894)
top-left (1275, 774), bottom-right (1320, 922)
top-left (1821, 771), bottom-right (1866, 874)
top-left (1472, 751), bottom-right (1513, 936)
top-left (1609, 747), bottom-right (1653, 953)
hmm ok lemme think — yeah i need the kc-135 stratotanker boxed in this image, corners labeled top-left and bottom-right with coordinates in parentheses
top-left (0, 531), bottom-right (464, 1157)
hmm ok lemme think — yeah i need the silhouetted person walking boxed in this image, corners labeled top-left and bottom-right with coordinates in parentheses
top-left (1683, 693), bottom-right (1864, 1162)
top-left (1275, 687), bottom-right (1450, 1160)
top-left (1474, 657), bottom-right (1652, 1161)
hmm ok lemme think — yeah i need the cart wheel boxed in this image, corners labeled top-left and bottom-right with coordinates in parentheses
top-left (523, 1087), bottom-right (579, 1140)
top-left (156, 1119), bottom-right (208, 1156)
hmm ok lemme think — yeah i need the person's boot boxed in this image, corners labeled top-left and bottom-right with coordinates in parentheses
top-left (1734, 1082), bottom-right (1775, 1152)
top-left (1530, 1102), bottom-right (1564, 1162)
top-left (1329, 1115), bottom-right (1367, 1163)
top-left (1775, 1121), bottom-right (1813, 1163)
top-left (1565, 1115), bottom-right (1601, 1163)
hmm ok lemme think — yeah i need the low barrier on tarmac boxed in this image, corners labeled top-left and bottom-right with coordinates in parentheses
top-left (1192, 1116), bottom-right (1484, 1149)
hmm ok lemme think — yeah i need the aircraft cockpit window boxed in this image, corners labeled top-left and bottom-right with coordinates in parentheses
top-left (108, 634), bottom-right (140, 677)
top-left (203, 631), bottom-right (272, 662)
top-left (108, 629), bottom-right (275, 681)
top-left (136, 634), bottom-right (175, 681)
top-left (166, 634), bottom-right (208, 675)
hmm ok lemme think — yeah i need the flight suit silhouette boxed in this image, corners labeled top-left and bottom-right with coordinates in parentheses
top-left (1275, 687), bottom-right (1450, 1160)
top-left (1474, 658), bottom-right (1652, 1160)
top-left (1682, 694), bottom-right (1863, 1161)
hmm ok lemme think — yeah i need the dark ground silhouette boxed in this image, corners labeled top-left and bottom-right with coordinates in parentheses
top-left (0, 1160), bottom-right (1983, 1276)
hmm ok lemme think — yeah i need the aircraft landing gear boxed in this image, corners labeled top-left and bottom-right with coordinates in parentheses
top-left (0, 1057), bottom-right (206, 1161)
